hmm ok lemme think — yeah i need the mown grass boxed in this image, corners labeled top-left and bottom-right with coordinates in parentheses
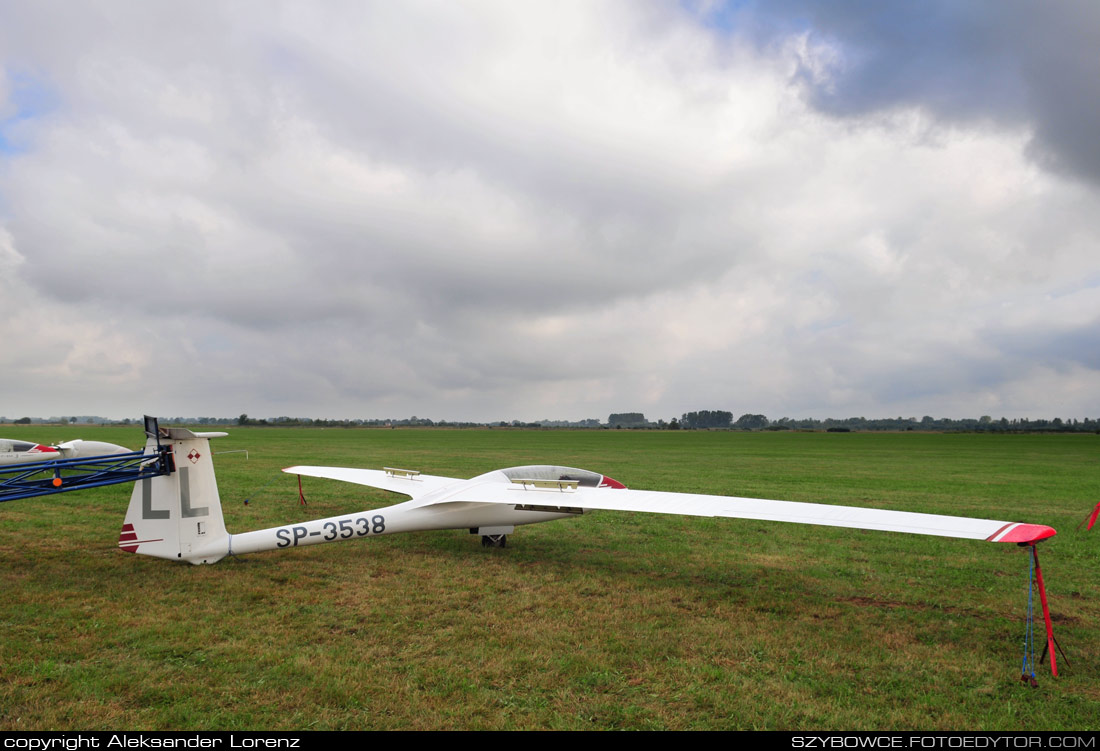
top-left (0, 426), bottom-right (1097, 730)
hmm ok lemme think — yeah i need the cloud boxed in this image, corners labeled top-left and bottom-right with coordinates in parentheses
top-left (714, 0), bottom-right (1100, 186)
top-left (0, 2), bottom-right (1098, 422)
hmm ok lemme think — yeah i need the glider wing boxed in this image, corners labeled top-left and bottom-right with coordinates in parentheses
top-left (432, 481), bottom-right (1056, 544)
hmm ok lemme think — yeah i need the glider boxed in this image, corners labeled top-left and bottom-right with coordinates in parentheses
top-left (54, 439), bottom-right (131, 459)
top-left (0, 438), bottom-right (129, 466)
top-left (0, 440), bottom-right (60, 465)
top-left (109, 421), bottom-right (1063, 678)
top-left (119, 425), bottom-right (1055, 565)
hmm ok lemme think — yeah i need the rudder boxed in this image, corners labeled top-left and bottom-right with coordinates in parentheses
top-left (119, 424), bottom-right (230, 564)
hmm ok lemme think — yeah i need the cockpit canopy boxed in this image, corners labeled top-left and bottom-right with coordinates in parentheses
top-left (498, 465), bottom-right (625, 489)
top-left (0, 440), bottom-right (41, 453)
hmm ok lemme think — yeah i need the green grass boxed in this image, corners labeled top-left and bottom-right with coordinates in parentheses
top-left (1, 426), bottom-right (1098, 729)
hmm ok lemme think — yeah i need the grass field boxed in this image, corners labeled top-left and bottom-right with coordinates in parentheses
top-left (1, 425), bottom-right (1098, 730)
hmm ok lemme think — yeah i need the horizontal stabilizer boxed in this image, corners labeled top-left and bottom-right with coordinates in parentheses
top-left (283, 465), bottom-right (460, 499)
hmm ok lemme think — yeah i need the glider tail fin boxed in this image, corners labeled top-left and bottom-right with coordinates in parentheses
top-left (119, 424), bottom-right (231, 565)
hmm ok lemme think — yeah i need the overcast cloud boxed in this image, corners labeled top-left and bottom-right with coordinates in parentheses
top-left (1, 1), bottom-right (1097, 422)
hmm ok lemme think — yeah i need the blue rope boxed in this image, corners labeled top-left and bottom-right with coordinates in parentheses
top-left (1021, 548), bottom-right (1036, 680)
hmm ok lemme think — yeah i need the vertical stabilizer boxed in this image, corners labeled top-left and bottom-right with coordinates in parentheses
top-left (119, 424), bottom-right (230, 564)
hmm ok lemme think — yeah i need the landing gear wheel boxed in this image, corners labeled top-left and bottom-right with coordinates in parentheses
top-left (481, 534), bottom-right (507, 548)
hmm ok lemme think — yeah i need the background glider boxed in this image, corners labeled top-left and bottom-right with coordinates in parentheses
top-left (0, 438), bottom-right (129, 466)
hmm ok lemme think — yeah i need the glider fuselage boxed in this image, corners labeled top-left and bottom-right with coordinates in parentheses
top-left (0, 440), bottom-right (60, 465)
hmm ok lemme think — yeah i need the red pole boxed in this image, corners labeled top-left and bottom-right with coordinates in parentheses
top-left (1031, 544), bottom-right (1057, 677)
top-left (1081, 501), bottom-right (1100, 531)
top-left (297, 474), bottom-right (307, 506)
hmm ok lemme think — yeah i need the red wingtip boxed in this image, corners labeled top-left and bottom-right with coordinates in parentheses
top-left (988, 523), bottom-right (1057, 544)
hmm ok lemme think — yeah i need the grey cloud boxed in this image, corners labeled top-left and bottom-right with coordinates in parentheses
top-left (723, 0), bottom-right (1100, 185)
top-left (984, 316), bottom-right (1100, 373)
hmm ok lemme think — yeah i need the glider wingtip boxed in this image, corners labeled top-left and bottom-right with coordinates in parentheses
top-left (988, 523), bottom-right (1057, 544)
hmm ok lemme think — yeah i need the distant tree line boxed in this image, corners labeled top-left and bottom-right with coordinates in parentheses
top-left (766, 415), bottom-right (1100, 433)
top-left (5, 413), bottom-right (1099, 433)
top-left (679, 412), bottom-right (772, 430)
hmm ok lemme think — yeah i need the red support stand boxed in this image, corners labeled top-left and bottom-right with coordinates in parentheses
top-left (297, 474), bottom-right (307, 506)
top-left (1078, 501), bottom-right (1100, 531)
top-left (1030, 544), bottom-right (1057, 678)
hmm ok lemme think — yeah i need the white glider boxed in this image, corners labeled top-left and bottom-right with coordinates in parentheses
top-left (118, 427), bottom-right (1055, 565)
top-left (0, 440), bottom-right (60, 465)
top-left (0, 438), bottom-right (130, 466)
top-left (54, 439), bottom-right (130, 459)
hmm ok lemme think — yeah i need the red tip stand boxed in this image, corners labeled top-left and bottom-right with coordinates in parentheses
top-left (1030, 543), bottom-right (1058, 678)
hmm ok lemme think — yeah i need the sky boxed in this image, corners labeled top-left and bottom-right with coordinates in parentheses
top-left (1, 1), bottom-right (1098, 423)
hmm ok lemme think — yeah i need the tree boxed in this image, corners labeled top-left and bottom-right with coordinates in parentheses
top-left (237, 414), bottom-right (250, 426)
top-left (734, 413), bottom-right (768, 430)
top-left (680, 410), bottom-right (732, 430)
top-left (608, 413), bottom-right (647, 428)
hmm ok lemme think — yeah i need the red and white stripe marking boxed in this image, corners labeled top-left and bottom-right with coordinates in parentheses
top-left (117, 522), bottom-right (164, 553)
top-left (985, 522), bottom-right (1056, 544)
